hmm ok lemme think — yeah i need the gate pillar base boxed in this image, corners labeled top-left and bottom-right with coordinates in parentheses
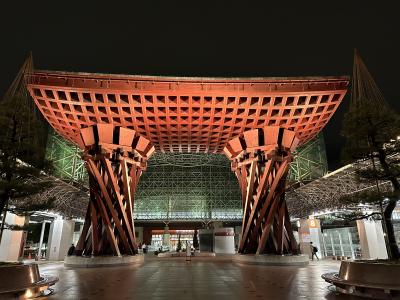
top-left (224, 126), bottom-right (299, 255)
top-left (64, 254), bottom-right (144, 268)
top-left (74, 124), bottom-right (155, 256)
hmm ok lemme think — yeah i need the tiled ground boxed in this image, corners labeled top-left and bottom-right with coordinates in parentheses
top-left (33, 256), bottom-right (364, 300)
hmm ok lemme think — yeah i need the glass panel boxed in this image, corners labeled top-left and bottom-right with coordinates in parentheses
top-left (323, 227), bottom-right (360, 258)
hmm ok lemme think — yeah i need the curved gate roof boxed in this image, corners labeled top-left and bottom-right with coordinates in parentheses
top-left (26, 71), bottom-right (348, 152)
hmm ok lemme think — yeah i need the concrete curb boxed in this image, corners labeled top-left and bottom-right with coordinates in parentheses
top-left (157, 252), bottom-right (216, 258)
top-left (232, 254), bottom-right (309, 266)
top-left (64, 255), bottom-right (144, 268)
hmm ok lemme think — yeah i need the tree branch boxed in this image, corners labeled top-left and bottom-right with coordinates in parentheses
top-left (335, 212), bottom-right (381, 221)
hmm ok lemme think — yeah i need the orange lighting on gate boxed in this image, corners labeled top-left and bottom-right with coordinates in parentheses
top-left (26, 71), bottom-right (348, 153)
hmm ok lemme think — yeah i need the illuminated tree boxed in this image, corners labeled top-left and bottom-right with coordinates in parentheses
top-left (341, 50), bottom-right (400, 259)
top-left (0, 56), bottom-right (54, 244)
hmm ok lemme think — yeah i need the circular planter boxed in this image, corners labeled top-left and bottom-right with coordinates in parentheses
top-left (322, 260), bottom-right (400, 299)
top-left (64, 254), bottom-right (144, 268)
top-left (0, 263), bottom-right (58, 298)
top-left (233, 254), bottom-right (309, 266)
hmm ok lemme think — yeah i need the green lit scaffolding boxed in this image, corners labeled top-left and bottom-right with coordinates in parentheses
top-left (45, 130), bottom-right (327, 221)
top-left (135, 153), bottom-right (242, 221)
top-left (288, 134), bottom-right (328, 184)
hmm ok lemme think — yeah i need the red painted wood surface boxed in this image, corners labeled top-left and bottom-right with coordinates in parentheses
top-left (74, 124), bottom-right (153, 256)
top-left (26, 71), bottom-right (348, 153)
top-left (224, 127), bottom-right (299, 255)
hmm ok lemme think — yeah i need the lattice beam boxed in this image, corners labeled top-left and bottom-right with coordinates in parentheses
top-left (74, 124), bottom-right (154, 256)
top-left (224, 126), bottom-right (299, 254)
top-left (26, 71), bottom-right (348, 153)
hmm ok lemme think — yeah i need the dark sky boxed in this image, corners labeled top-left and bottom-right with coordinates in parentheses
top-left (1, 2), bottom-right (399, 170)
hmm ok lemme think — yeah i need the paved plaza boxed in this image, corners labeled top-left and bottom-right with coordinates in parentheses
top-left (34, 256), bottom-right (364, 300)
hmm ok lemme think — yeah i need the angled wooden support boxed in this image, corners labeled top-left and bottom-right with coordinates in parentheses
top-left (224, 126), bottom-right (299, 255)
top-left (76, 124), bottom-right (154, 256)
top-left (74, 202), bottom-right (91, 256)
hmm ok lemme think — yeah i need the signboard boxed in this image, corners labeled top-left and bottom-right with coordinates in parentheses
top-left (308, 219), bottom-right (320, 228)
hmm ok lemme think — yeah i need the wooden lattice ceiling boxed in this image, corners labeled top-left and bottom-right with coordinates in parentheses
top-left (26, 71), bottom-right (349, 153)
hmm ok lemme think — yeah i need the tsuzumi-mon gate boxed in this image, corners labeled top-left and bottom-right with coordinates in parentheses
top-left (26, 71), bottom-right (348, 264)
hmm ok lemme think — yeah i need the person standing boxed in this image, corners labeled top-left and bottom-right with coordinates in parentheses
top-left (67, 244), bottom-right (75, 256)
top-left (310, 242), bottom-right (319, 260)
top-left (142, 243), bottom-right (147, 254)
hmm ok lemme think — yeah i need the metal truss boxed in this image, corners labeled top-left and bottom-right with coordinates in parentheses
top-left (288, 133), bottom-right (328, 184)
top-left (286, 156), bottom-right (396, 218)
top-left (45, 130), bottom-right (88, 185)
top-left (134, 153), bottom-right (242, 221)
top-left (12, 174), bottom-right (88, 218)
top-left (43, 131), bottom-right (328, 221)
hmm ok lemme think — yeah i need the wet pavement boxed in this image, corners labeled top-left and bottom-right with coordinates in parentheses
top-left (32, 256), bottom-right (365, 300)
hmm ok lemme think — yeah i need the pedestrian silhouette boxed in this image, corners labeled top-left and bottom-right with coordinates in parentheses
top-left (67, 244), bottom-right (75, 256)
top-left (310, 242), bottom-right (319, 260)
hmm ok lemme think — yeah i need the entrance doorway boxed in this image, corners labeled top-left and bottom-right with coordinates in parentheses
top-left (151, 229), bottom-right (194, 251)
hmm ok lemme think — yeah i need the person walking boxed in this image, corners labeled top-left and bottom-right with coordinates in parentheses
top-left (310, 242), bottom-right (319, 260)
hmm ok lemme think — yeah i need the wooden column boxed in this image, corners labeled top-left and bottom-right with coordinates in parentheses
top-left (223, 126), bottom-right (299, 255)
top-left (74, 124), bottom-right (155, 256)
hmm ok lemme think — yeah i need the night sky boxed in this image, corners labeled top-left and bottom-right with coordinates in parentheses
top-left (1, 2), bottom-right (399, 170)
